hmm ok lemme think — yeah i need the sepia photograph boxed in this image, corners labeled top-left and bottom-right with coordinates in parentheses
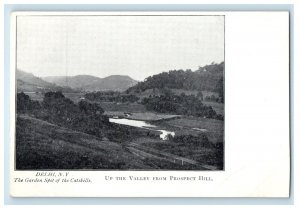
top-left (15, 14), bottom-right (224, 171)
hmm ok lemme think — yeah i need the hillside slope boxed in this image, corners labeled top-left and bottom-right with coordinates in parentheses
top-left (84, 75), bottom-right (137, 91)
top-left (16, 115), bottom-right (151, 169)
top-left (43, 75), bottom-right (102, 90)
top-left (127, 62), bottom-right (224, 96)
top-left (16, 69), bottom-right (74, 92)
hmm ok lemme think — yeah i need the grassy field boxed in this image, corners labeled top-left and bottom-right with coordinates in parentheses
top-left (202, 101), bottom-right (224, 116)
top-left (22, 92), bottom-right (44, 101)
top-left (135, 88), bottom-right (218, 98)
top-left (135, 88), bottom-right (199, 98)
top-left (16, 114), bottom-right (223, 170)
top-left (105, 111), bottom-right (180, 121)
top-left (24, 92), bottom-right (85, 103)
top-left (16, 114), bottom-right (150, 169)
top-left (96, 101), bottom-right (147, 112)
top-left (128, 136), bottom-right (223, 170)
top-left (202, 90), bottom-right (219, 98)
top-left (121, 115), bottom-right (224, 169)
top-left (156, 116), bottom-right (224, 144)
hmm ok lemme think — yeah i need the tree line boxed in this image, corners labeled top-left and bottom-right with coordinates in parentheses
top-left (16, 92), bottom-right (129, 139)
top-left (127, 62), bottom-right (224, 103)
top-left (141, 93), bottom-right (223, 120)
top-left (85, 91), bottom-right (139, 103)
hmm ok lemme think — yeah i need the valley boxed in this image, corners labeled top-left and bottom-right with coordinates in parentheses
top-left (15, 62), bottom-right (224, 170)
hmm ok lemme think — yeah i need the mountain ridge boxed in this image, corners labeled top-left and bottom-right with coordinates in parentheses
top-left (42, 74), bottom-right (138, 92)
top-left (16, 69), bottom-right (74, 92)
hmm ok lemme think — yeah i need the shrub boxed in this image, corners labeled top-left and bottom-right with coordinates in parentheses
top-left (17, 92), bottom-right (41, 114)
top-left (141, 94), bottom-right (220, 119)
top-left (171, 133), bottom-right (213, 147)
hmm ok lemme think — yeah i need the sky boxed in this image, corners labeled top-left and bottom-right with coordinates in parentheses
top-left (17, 15), bottom-right (224, 81)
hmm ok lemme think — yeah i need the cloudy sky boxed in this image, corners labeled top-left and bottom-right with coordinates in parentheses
top-left (17, 15), bottom-right (224, 81)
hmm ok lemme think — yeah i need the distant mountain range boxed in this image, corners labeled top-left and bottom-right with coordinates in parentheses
top-left (17, 62), bottom-right (223, 94)
top-left (43, 75), bottom-right (138, 92)
top-left (16, 69), bottom-right (138, 92)
top-left (16, 69), bottom-right (74, 93)
top-left (42, 75), bottom-right (101, 90)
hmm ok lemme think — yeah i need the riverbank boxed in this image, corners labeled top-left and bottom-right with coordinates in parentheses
top-left (109, 117), bottom-right (175, 140)
top-left (105, 111), bottom-right (181, 122)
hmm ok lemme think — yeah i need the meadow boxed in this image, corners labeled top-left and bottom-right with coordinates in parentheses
top-left (16, 114), bottom-right (150, 170)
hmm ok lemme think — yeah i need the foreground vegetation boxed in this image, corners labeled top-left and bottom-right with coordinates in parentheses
top-left (16, 115), bottom-right (150, 169)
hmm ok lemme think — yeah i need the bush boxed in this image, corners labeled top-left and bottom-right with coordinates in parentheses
top-left (141, 94), bottom-right (221, 119)
top-left (17, 92), bottom-right (41, 113)
top-left (78, 100), bottom-right (104, 115)
top-left (16, 91), bottom-right (110, 138)
top-left (85, 91), bottom-right (139, 103)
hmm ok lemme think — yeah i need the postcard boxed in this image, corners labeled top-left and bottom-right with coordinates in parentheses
top-left (9, 11), bottom-right (290, 197)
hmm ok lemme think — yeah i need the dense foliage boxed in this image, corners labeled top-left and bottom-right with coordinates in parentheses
top-left (141, 94), bottom-right (223, 120)
top-left (85, 91), bottom-right (139, 103)
top-left (17, 92), bottom-right (41, 113)
top-left (214, 77), bottom-right (224, 103)
top-left (171, 133), bottom-right (212, 147)
top-left (204, 94), bottom-right (223, 103)
top-left (17, 92), bottom-right (112, 138)
top-left (128, 62), bottom-right (224, 101)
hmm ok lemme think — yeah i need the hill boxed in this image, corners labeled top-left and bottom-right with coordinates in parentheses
top-left (43, 75), bottom-right (102, 90)
top-left (16, 114), bottom-right (150, 169)
top-left (16, 69), bottom-right (74, 92)
top-left (43, 75), bottom-right (138, 92)
top-left (127, 62), bottom-right (224, 98)
top-left (84, 75), bottom-right (138, 92)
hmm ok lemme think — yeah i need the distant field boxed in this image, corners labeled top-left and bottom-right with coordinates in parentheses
top-left (134, 88), bottom-right (201, 100)
top-left (135, 88), bottom-right (220, 98)
top-left (97, 101), bottom-right (147, 112)
top-left (62, 92), bottom-right (86, 103)
top-left (23, 92), bottom-right (44, 101)
top-left (162, 117), bottom-right (224, 144)
top-left (202, 101), bottom-right (224, 116)
top-left (24, 92), bottom-right (85, 103)
top-left (105, 111), bottom-right (180, 121)
top-left (202, 91), bottom-right (219, 98)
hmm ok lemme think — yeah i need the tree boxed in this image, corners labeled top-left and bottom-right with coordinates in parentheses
top-left (197, 91), bottom-right (203, 100)
top-left (17, 92), bottom-right (41, 113)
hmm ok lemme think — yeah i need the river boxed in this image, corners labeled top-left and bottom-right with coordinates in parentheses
top-left (109, 118), bottom-right (175, 140)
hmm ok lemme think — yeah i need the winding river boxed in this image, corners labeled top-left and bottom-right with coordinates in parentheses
top-left (109, 118), bottom-right (175, 140)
